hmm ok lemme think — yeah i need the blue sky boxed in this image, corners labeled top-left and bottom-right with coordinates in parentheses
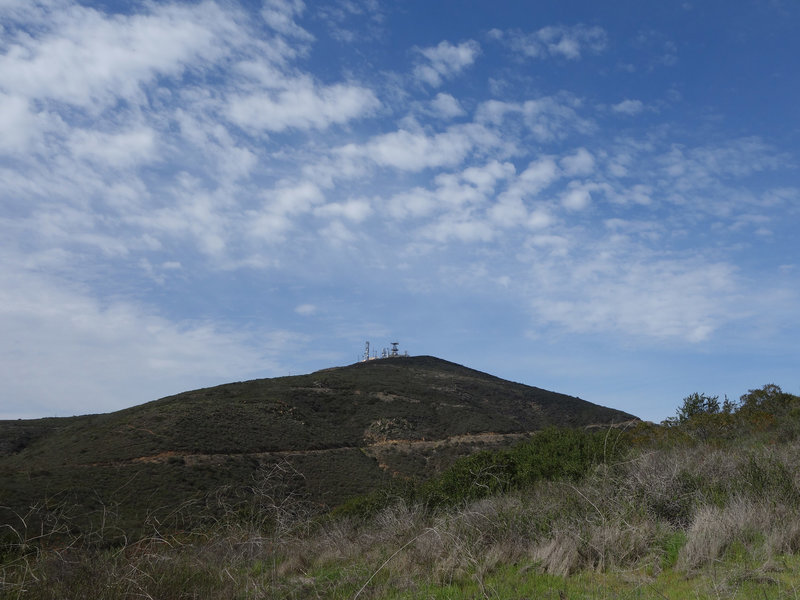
top-left (1, 0), bottom-right (798, 422)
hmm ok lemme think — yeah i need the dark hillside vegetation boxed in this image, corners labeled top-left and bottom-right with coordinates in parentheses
top-left (0, 356), bottom-right (634, 539)
top-left (0, 357), bottom-right (631, 462)
top-left (3, 384), bottom-right (800, 598)
top-left (0, 417), bottom-right (79, 456)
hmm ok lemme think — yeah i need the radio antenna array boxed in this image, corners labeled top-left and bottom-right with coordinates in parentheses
top-left (361, 340), bottom-right (408, 361)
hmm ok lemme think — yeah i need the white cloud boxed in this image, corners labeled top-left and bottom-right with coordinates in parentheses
top-left (413, 40), bottom-right (481, 87)
top-left (387, 188), bottom-right (437, 220)
top-left (499, 157), bottom-right (560, 206)
top-left (261, 0), bottom-right (313, 40)
top-left (315, 0), bottom-right (386, 43)
top-left (424, 175), bottom-right (475, 207)
top-left (337, 122), bottom-right (500, 173)
top-left (0, 264), bottom-right (284, 417)
top-left (0, 1), bottom-right (239, 112)
top-left (526, 248), bottom-right (741, 342)
top-left (527, 233), bottom-right (570, 252)
top-left (650, 137), bottom-right (790, 221)
top-left (126, 176), bottom-right (232, 257)
top-left (69, 127), bottom-right (158, 169)
top-left (430, 92), bottom-right (466, 119)
top-left (319, 219), bottom-right (357, 244)
top-left (271, 181), bottom-right (324, 214)
top-left (476, 95), bottom-right (593, 141)
top-left (561, 184), bottom-right (592, 211)
top-left (611, 184), bottom-right (654, 205)
top-left (295, 303), bottom-right (317, 315)
top-left (225, 77), bottom-right (380, 132)
top-left (560, 147), bottom-right (595, 176)
top-left (247, 211), bottom-right (293, 243)
top-left (606, 151), bottom-right (633, 177)
top-left (520, 158), bottom-right (561, 188)
top-left (461, 160), bottom-right (516, 192)
top-left (0, 93), bottom-right (40, 153)
top-left (761, 187), bottom-right (800, 207)
top-left (174, 109), bottom-right (258, 182)
top-left (488, 197), bottom-right (528, 227)
top-left (612, 99), bottom-right (645, 115)
top-left (528, 209), bottom-right (555, 230)
top-left (31, 205), bottom-right (134, 256)
top-left (314, 198), bottom-right (372, 222)
top-left (422, 216), bottom-right (494, 243)
top-left (249, 181), bottom-right (325, 241)
top-left (491, 25), bottom-right (607, 60)
top-left (687, 137), bottom-right (785, 178)
top-left (488, 159), bottom-right (559, 228)
top-left (388, 160), bottom-right (514, 223)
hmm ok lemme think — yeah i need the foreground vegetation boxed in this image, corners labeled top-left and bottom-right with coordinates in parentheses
top-left (3, 384), bottom-right (800, 599)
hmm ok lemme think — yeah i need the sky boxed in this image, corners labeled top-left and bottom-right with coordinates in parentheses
top-left (1, 0), bottom-right (798, 422)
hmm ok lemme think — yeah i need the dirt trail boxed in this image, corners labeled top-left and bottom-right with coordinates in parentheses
top-left (73, 431), bottom-right (534, 468)
top-left (56, 424), bottom-right (633, 469)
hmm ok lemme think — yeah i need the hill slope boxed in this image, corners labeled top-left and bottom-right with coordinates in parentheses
top-left (0, 356), bottom-right (635, 534)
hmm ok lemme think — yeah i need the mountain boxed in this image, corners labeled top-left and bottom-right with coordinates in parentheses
top-left (0, 356), bottom-right (635, 536)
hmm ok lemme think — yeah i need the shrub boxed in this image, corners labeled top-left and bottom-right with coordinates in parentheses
top-left (417, 427), bottom-right (628, 509)
top-left (736, 450), bottom-right (797, 503)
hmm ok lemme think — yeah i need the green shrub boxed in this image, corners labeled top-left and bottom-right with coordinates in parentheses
top-left (329, 482), bottom-right (414, 521)
top-left (646, 469), bottom-right (702, 527)
top-left (737, 451), bottom-right (797, 503)
top-left (417, 427), bottom-right (628, 509)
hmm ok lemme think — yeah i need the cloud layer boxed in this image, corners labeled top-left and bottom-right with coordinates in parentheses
top-left (1, 0), bottom-right (798, 419)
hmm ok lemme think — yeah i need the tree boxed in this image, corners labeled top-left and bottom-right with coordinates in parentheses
top-left (739, 384), bottom-right (798, 415)
top-left (674, 392), bottom-right (720, 424)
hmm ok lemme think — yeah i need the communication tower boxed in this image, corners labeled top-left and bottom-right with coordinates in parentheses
top-left (361, 340), bottom-right (409, 361)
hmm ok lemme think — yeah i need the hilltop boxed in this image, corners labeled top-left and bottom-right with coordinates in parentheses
top-left (0, 356), bottom-right (634, 535)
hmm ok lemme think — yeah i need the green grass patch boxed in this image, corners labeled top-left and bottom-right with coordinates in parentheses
top-left (660, 530), bottom-right (686, 570)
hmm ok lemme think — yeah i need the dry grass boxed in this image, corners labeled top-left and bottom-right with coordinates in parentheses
top-left (5, 430), bottom-right (800, 598)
